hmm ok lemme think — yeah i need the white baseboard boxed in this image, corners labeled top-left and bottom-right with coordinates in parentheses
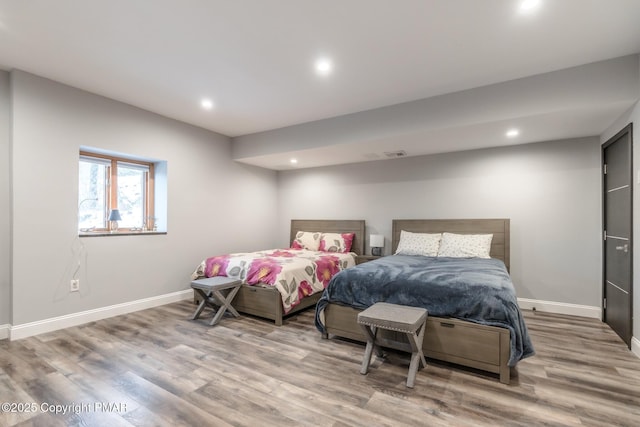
top-left (517, 298), bottom-right (601, 319)
top-left (0, 324), bottom-right (9, 340)
top-left (632, 337), bottom-right (640, 359)
top-left (519, 299), bottom-right (640, 359)
top-left (0, 294), bottom-right (618, 342)
top-left (9, 289), bottom-right (193, 341)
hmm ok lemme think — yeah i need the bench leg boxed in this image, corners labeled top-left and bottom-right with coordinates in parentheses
top-left (191, 289), bottom-right (210, 320)
top-left (415, 322), bottom-right (427, 369)
top-left (406, 322), bottom-right (427, 388)
top-left (407, 351), bottom-right (421, 388)
top-left (359, 325), bottom-right (378, 375)
top-left (208, 286), bottom-right (242, 326)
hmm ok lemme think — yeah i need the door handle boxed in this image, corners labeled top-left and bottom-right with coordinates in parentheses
top-left (615, 244), bottom-right (629, 253)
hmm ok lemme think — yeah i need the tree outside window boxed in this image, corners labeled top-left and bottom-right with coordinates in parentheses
top-left (79, 152), bottom-right (154, 232)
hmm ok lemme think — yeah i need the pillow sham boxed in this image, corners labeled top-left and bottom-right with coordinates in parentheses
top-left (291, 231), bottom-right (321, 251)
top-left (395, 230), bottom-right (441, 256)
top-left (437, 232), bottom-right (493, 259)
top-left (319, 232), bottom-right (355, 253)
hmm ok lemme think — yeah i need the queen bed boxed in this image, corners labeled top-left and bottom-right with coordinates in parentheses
top-left (192, 219), bottom-right (365, 326)
top-left (315, 218), bottom-right (534, 384)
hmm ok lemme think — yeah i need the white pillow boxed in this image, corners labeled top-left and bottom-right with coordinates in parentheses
top-left (437, 233), bottom-right (493, 259)
top-left (395, 231), bottom-right (441, 256)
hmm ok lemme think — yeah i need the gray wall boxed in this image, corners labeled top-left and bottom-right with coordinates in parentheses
top-left (0, 71), bottom-right (9, 326)
top-left (278, 137), bottom-right (602, 306)
top-left (10, 71), bottom-right (278, 325)
top-left (0, 67), bottom-right (616, 332)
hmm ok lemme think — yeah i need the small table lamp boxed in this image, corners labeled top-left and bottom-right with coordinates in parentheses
top-left (108, 209), bottom-right (122, 232)
top-left (370, 234), bottom-right (384, 256)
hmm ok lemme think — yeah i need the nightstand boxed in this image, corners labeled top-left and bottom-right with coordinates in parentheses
top-left (356, 255), bottom-right (381, 265)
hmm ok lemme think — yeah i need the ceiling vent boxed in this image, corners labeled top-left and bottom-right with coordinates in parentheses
top-left (383, 150), bottom-right (407, 158)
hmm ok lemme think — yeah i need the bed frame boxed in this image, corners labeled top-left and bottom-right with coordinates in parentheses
top-left (227, 219), bottom-right (366, 326)
top-left (322, 218), bottom-right (514, 384)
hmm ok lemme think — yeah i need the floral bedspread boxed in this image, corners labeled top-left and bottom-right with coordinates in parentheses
top-left (192, 248), bottom-right (356, 313)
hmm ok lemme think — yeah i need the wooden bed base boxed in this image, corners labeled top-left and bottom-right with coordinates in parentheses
top-left (196, 219), bottom-right (366, 326)
top-left (323, 303), bottom-right (511, 384)
top-left (321, 218), bottom-right (514, 384)
top-left (232, 285), bottom-right (323, 326)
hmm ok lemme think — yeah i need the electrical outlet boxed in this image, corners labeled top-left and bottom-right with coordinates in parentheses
top-left (70, 279), bottom-right (80, 292)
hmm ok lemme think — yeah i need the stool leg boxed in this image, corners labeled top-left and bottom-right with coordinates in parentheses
top-left (223, 286), bottom-right (241, 317)
top-left (359, 325), bottom-right (377, 375)
top-left (209, 306), bottom-right (225, 326)
top-left (407, 349), bottom-right (420, 388)
top-left (406, 323), bottom-right (428, 388)
top-left (191, 290), bottom-right (209, 320)
top-left (209, 290), bottom-right (228, 326)
top-left (208, 286), bottom-right (242, 326)
top-left (416, 322), bottom-right (427, 369)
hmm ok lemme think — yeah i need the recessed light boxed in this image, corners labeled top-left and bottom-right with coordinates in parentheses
top-left (519, 0), bottom-right (541, 13)
top-left (506, 129), bottom-right (519, 138)
top-left (290, 158), bottom-right (298, 164)
top-left (201, 99), bottom-right (214, 110)
top-left (315, 58), bottom-right (333, 76)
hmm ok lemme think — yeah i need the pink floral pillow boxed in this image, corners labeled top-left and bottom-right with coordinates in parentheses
top-left (319, 232), bottom-right (355, 253)
top-left (291, 231), bottom-right (321, 251)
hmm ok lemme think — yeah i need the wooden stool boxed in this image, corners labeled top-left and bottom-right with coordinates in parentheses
top-left (357, 302), bottom-right (428, 388)
top-left (190, 277), bottom-right (242, 326)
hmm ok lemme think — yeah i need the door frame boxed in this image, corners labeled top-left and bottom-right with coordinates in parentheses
top-left (602, 122), bottom-right (633, 347)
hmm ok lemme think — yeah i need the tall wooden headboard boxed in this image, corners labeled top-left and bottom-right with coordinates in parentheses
top-left (290, 219), bottom-right (366, 256)
top-left (392, 219), bottom-right (510, 271)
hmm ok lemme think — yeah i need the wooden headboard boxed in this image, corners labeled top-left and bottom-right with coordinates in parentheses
top-left (290, 219), bottom-right (366, 256)
top-left (392, 219), bottom-right (510, 271)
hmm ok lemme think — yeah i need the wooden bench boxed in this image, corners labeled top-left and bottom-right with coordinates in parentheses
top-left (357, 302), bottom-right (428, 388)
top-left (190, 277), bottom-right (243, 326)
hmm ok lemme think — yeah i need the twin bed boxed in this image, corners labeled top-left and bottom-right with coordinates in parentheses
top-left (192, 219), bottom-right (366, 326)
top-left (192, 218), bottom-right (533, 384)
top-left (317, 219), bottom-right (533, 384)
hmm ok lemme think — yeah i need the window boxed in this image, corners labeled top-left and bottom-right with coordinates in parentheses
top-left (79, 151), bottom-right (156, 233)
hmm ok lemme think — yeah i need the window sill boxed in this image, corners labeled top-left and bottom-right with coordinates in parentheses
top-left (79, 231), bottom-right (167, 237)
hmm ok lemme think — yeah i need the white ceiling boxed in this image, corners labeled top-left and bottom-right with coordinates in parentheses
top-left (1, 0), bottom-right (640, 169)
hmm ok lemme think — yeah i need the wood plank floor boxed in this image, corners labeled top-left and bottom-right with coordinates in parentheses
top-left (1, 302), bottom-right (640, 426)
